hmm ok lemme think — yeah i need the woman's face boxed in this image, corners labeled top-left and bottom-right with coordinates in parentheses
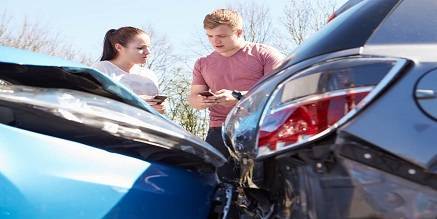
top-left (116, 33), bottom-right (151, 64)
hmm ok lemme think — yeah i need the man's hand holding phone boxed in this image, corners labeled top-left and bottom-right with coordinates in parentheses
top-left (198, 90), bottom-right (219, 108)
top-left (199, 91), bottom-right (214, 97)
top-left (214, 89), bottom-right (241, 105)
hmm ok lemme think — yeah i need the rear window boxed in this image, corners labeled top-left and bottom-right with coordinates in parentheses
top-left (284, 0), bottom-right (400, 66)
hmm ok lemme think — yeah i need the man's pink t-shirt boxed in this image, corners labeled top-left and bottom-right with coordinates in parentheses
top-left (192, 42), bottom-right (284, 127)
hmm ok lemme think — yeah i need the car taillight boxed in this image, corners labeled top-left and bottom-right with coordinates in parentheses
top-left (259, 88), bottom-right (370, 151)
top-left (256, 57), bottom-right (407, 158)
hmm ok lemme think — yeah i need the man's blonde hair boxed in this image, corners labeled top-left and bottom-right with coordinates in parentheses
top-left (203, 9), bottom-right (243, 30)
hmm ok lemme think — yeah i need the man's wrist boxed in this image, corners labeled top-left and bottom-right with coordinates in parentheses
top-left (232, 90), bottom-right (243, 100)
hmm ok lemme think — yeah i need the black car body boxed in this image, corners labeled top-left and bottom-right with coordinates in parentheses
top-left (224, 0), bottom-right (437, 218)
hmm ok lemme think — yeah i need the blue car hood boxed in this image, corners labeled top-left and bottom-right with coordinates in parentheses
top-left (0, 46), bottom-right (226, 168)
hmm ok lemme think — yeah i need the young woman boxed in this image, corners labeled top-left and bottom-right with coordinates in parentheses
top-left (93, 26), bottom-right (165, 113)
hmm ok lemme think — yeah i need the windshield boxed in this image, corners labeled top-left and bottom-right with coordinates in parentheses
top-left (283, 0), bottom-right (399, 67)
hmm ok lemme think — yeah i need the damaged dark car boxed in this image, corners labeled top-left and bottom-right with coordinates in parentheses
top-left (223, 0), bottom-right (437, 218)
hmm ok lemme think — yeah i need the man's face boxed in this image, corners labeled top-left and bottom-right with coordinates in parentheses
top-left (205, 24), bottom-right (242, 55)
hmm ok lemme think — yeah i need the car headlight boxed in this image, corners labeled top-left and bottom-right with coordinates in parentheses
top-left (224, 56), bottom-right (407, 159)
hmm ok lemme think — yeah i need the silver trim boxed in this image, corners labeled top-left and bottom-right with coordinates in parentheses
top-left (415, 89), bottom-right (436, 100)
top-left (256, 58), bottom-right (408, 159)
top-left (221, 183), bottom-right (234, 219)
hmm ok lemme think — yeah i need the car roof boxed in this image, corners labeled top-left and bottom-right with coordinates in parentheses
top-left (363, 0), bottom-right (437, 62)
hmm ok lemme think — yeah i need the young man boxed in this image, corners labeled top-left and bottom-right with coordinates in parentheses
top-left (188, 9), bottom-right (284, 181)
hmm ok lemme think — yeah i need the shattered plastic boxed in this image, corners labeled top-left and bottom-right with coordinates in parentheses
top-left (343, 159), bottom-right (437, 219)
top-left (223, 70), bottom-right (287, 158)
top-left (0, 85), bottom-right (226, 167)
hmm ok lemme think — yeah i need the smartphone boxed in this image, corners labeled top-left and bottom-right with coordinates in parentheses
top-left (199, 91), bottom-right (214, 97)
top-left (152, 95), bottom-right (167, 104)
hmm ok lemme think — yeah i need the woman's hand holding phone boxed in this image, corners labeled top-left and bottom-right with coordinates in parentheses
top-left (151, 95), bottom-right (167, 104)
top-left (139, 95), bottom-right (167, 104)
top-left (139, 95), bottom-right (166, 114)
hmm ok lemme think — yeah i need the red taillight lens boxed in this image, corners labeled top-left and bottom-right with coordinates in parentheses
top-left (259, 89), bottom-right (370, 151)
top-left (253, 57), bottom-right (407, 159)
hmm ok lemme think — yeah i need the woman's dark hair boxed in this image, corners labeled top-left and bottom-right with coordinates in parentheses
top-left (100, 26), bottom-right (146, 61)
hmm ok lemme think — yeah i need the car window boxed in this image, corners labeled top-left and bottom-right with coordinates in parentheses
top-left (285, 0), bottom-right (399, 66)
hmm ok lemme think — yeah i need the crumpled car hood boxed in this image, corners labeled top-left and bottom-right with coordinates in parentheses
top-left (0, 46), bottom-right (226, 168)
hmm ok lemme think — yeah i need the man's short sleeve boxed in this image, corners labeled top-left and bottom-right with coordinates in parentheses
top-left (192, 58), bottom-right (207, 85)
top-left (260, 45), bottom-right (285, 76)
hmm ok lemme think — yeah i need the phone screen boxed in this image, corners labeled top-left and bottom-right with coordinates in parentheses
top-left (152, 95), bottom-right (167, 104)
top-left (199, 91), bottom-right (214, 97)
